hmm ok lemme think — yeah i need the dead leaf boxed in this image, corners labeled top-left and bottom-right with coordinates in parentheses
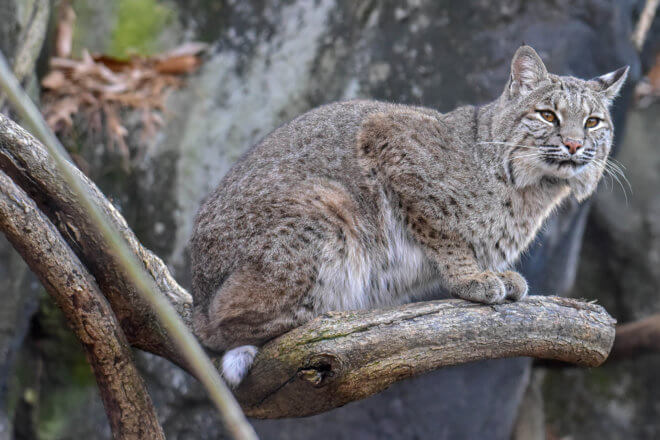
top-left (45, 96), bottom-right (79, 130)
top-left (635, 52), bottom-right (660, 108)
top-left (647, 53), bottom-right (660, 91)
top-left (92, 55), bottom-right (133, 72)
top-left (160, 41), bottom-right (209, 58)
top-left (41, 70), bottom-right (67, 90)
top-left (41, 3), bottom-right (207, 168)
top-left (155, 55), bottom-right (202, 74)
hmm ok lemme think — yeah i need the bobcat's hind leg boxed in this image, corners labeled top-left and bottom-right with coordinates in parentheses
top-left (195, 264), bottom-right (316, 386)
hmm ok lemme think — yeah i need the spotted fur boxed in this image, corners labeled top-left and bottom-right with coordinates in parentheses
top-left (190, 46), bottom-right (627, 386)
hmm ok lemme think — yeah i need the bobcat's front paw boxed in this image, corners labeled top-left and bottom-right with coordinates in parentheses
top-left (453, 271), bottom-right (507, 304)
top-left (497, 271), bottom-right (528, 301)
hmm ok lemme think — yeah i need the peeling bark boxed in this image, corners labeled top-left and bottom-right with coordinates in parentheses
top-left (0, 169), bottom-right (164, 439)
top-left (0, 113), bottom-right (617, 420)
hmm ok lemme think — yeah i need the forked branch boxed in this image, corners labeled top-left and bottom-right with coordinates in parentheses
top-left (0, 113), bottom-right (617, 419)
top-left (0, 169), bottom-right (164, 438)
top-left (0, 112), bottom-right (190, 365)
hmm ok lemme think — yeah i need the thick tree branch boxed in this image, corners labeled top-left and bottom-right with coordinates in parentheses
top-left (0, 169), bottom-right (164, 439)
top-left (0, 113), bottom-right (617, 419)
top-left (235, 296), bottom-right (615, 418)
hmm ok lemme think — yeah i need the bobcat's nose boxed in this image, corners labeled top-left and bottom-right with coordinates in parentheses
top-left (562, 139), bottom-right (583, 155)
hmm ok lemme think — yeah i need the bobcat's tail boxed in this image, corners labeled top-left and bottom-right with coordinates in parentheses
top-left (221, 345), bottom-right (258, 387)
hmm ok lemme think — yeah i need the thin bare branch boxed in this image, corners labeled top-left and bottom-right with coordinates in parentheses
top-left (632, 0), bottom-right (660, 51)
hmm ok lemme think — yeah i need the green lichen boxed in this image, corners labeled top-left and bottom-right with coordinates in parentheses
top-left (109, 0), bottom-right (175, 58)
top-left (299, 330), bottom-right (355, 345)
top-left (69, 0), bottom-right (182, 59)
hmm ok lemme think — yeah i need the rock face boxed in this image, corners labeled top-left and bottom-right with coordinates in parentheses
top-left (0, 0), bottom-right (650, 439)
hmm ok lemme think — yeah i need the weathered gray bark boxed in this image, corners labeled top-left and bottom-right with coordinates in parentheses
top-left (0, 113), bottom-right (617, 419)
top-left (0, 169), bottom-right (164, 439)
top-left (237, 297), bottom-right (615, 418)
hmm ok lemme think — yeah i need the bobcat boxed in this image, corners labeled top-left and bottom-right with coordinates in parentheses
top-left (190, 46), bottom-right (627, 386)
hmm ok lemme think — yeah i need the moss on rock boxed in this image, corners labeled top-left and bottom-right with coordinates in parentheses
top-left (110, 0), bottom-right (176, 58)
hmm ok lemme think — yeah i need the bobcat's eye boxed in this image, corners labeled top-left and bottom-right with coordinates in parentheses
top-left (585, 117), bottom-right (600, 128)
top-left (538, 110), bottom-right (558, 124)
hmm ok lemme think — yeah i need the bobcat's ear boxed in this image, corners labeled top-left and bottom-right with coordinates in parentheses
top-left (589, 66), bottom-right (629, 104)
top-left (508, 45), bottom-right (548, 97)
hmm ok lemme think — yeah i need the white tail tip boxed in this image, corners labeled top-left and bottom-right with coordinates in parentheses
top-left (221, 345), bottom-right (258, 387)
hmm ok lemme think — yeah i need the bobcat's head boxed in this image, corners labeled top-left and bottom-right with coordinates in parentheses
top-left (491, 45), bottom-right (628, 201)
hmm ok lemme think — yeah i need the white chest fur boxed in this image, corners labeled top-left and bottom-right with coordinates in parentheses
top-left (312, 194), bottom-right (439, 313)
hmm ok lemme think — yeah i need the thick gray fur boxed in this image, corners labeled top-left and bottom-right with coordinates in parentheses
top-left (190, 46), bottom-right (627, 386)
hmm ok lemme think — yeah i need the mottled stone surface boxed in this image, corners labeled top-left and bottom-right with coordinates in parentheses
top-left (0, 1), bottom-right (20, 61)
top-left (0, 236), bottom-right (40, 440)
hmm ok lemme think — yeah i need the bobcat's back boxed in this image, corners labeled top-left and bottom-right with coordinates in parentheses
top-left (191, 100), bottom-right (442, 335)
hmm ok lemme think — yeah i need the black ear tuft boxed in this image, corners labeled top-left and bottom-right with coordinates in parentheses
top-left (590, 66), bottom-right (629, 102)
